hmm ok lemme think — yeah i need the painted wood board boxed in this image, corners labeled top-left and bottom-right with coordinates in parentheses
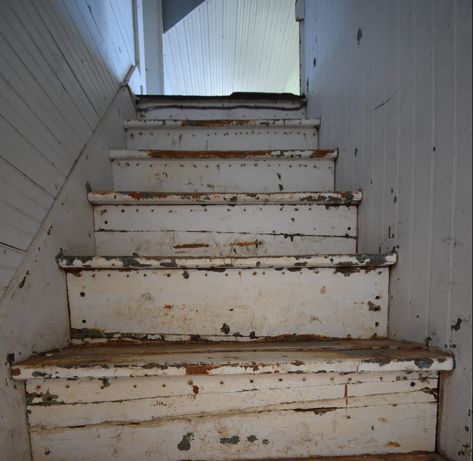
top-left (57, 253), bottom-right (397, 270)
top-left (27, 381), bottom-right (437, 428)
top-left (66, 266), bottom-right (389, 340)
top-left (136, 95), bottom-right (307, 120)
top-left (109, 149), bottom-right (337, 160)
top-left (94, 203), bottom-right (356, 235)
top-left (89, 190), bottom-right (354, 205)
top-left (25, 371), bottom-right (437, 405)
top-left (29, 402), bottom-right (437, 460)
top-left (124, 119), bottom-right (320, 150)
top-left (93, 203), bottom-right (357, 256)
top-left (112, 158), bottom-right (334, 192)
top-left (12, 340), bottom-right (454, 380)
top-left (95, 231), bottom-right (356, 257)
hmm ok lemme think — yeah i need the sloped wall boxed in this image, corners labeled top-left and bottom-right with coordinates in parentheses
top-left (0, 0), bottom-right (135, 299)
top-left (0, 1), bottom-right (137, 458)
top-left (303, 1), bottom-right (472, 459)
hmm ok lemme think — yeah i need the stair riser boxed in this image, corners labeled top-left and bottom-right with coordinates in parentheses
top-left (137, 107), bottom-right (307, 121)
top-left (27, 374), bottom-right (437, 428)
top-left (125, 123), bottom-right (319, 151)
top-left (112, 159), bottom-right (334, 192)
top-left (96, 232), bottom-right (356, 257)
top-left (67, 267), bottom-right (388, 340)
top-left (29, 402), bottom-right (437, 460)
top-left (27, 371), bottom-right (436, 404)
top-left (136, 96), bottom-right (307, 120)
top-left (94, 204), bottom-right (357, 256)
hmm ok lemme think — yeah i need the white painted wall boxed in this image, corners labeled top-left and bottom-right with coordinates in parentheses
top-left (0, 0), bottom-right (138, 458)
top-left (303, 1), bottom-right (472, 459)
top-left (163, 0), bottom-right (299, 95)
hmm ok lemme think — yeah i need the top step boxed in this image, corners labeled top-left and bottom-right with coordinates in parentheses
top-left (136, 93), bottom-right (307, 120)
top-left (124, 119), bottom-right (320, 151)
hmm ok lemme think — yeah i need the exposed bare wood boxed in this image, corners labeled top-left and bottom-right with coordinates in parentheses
top-left (12, 339), bottom-right (453, 380)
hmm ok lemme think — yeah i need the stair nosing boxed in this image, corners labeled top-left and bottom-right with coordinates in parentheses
top-left (109, 148), bottom-right (337, 160)
top-left (56, 253), bottom-right (397, 270)
top-left (88, 191), bottom-right (361, 206)
top-left (11, 339), bottom-right (454, 381)
top-left (124, 119), bottom-right (321, 130)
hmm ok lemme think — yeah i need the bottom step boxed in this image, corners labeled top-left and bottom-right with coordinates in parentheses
top-left (13, 340), bottom-right (453, 461)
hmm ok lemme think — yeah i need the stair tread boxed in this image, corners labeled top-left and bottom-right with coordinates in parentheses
top-left (12, 339), bottom-right (453, 380)
top-left (110, 148), bottom-right (337, 159)
top-left (124, 118), bottom-right (321, 129)
top-left (88, 191), bottom-right (360, 205)
top-left (57, 253), bottom-right (397, 270)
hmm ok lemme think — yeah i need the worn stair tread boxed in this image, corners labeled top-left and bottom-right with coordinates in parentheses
top-left (109, 149), bottom-right (337, 160)
top-left (124, 118), bottom-right (321, 130)
top-left (88, 191), bottom-right (360, 206)
top-left (11, 339), bottom-right (453, 380)
top-left (237, 454), bottom-right (448, 461)
top-left (57, 253), bottom-right (397, 270)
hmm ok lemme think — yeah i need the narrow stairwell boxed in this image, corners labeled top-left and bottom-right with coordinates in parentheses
top-left (12, 96), bottom-right (454, 461)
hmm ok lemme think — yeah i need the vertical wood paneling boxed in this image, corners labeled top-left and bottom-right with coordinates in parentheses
top-left (0, 1), bottom-right (136, 298)
top-left (163, 0), bottom-right (299, 95)
top-left (304, 1), bottom-right (472, 459)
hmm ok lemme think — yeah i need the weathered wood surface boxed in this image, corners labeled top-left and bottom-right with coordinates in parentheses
top-left (110, 149), bottom-right (337, 159)
top-left (65, 266), bottom-right (389, 340)
top-left (12, 340), bottom-right (454, 380)
top-left (29, 403), bottom-right (437, 460)
top-left (93, 201), bottom-right (357, 256)
top-left (27, 379), bottom-right (437, 428)
top-left (112, 155), bottom-right (334, 192)
top-left (136, 94), bottom-right (307, 120)
top-left (96, 232), bottom-right (356, 257)
top-left (124, 119), bottom-right (320, 151)
top-left (89, 190), bottom-right (354, 205)
top-left (57, 254), bottom-right (397, 270)
top-left (26, 371), bottom-right (437, 404)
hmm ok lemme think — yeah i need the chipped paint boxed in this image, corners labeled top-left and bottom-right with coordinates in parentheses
top-left (57, 254), bottom-right (397, 270)
top-left (12, 340), bottom-right (453, 381)
top-left (177, 432), bottom-right (194, 450)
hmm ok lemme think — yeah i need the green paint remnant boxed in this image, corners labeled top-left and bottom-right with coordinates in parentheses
top-left (25, 390), bottom-right (59, 406)
top-left (31, 371), bottom-right (48, 378)
top-left (262, 439), bottom-right (269, 445)
top-left (220, 435), bottom-right (240, 445)
top-left (177, 432), bottom-right (194, 451)
top-left (247, 435), bottom-right (258, 443)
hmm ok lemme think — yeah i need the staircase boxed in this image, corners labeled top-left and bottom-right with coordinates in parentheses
top-left (12, 95), bottom-right (454, 461)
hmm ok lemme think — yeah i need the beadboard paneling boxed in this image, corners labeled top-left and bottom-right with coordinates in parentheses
top-left (0, 0), bottom-right (135, 300)
top-left (303, 1), bottom-right (472, 459)
top-left (163, 0), bottom-right (299, 95)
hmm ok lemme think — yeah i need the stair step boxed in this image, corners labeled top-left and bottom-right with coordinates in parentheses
top-left (57, 254), bottom-right (396, 341)
top-left (111, 149), bottom-right (335, 192)
top-left (12, 339), bottom-right (453, 380)
top-left (90, 191), bottom-right (360, 257)
top-left (110, 148), bottom-right (336, 159)
top-left (89, 190), bottom-right (354, 205)
top-left (136, 93), bottom-right (307, 120)
top-left (124, 119), bottom-right (320, 151)
top-left (13, 340), bottom-right (452, 460)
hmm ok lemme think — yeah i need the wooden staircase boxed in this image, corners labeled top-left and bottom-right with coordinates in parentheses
top-left (12, 96), bottom-right (454, 460)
